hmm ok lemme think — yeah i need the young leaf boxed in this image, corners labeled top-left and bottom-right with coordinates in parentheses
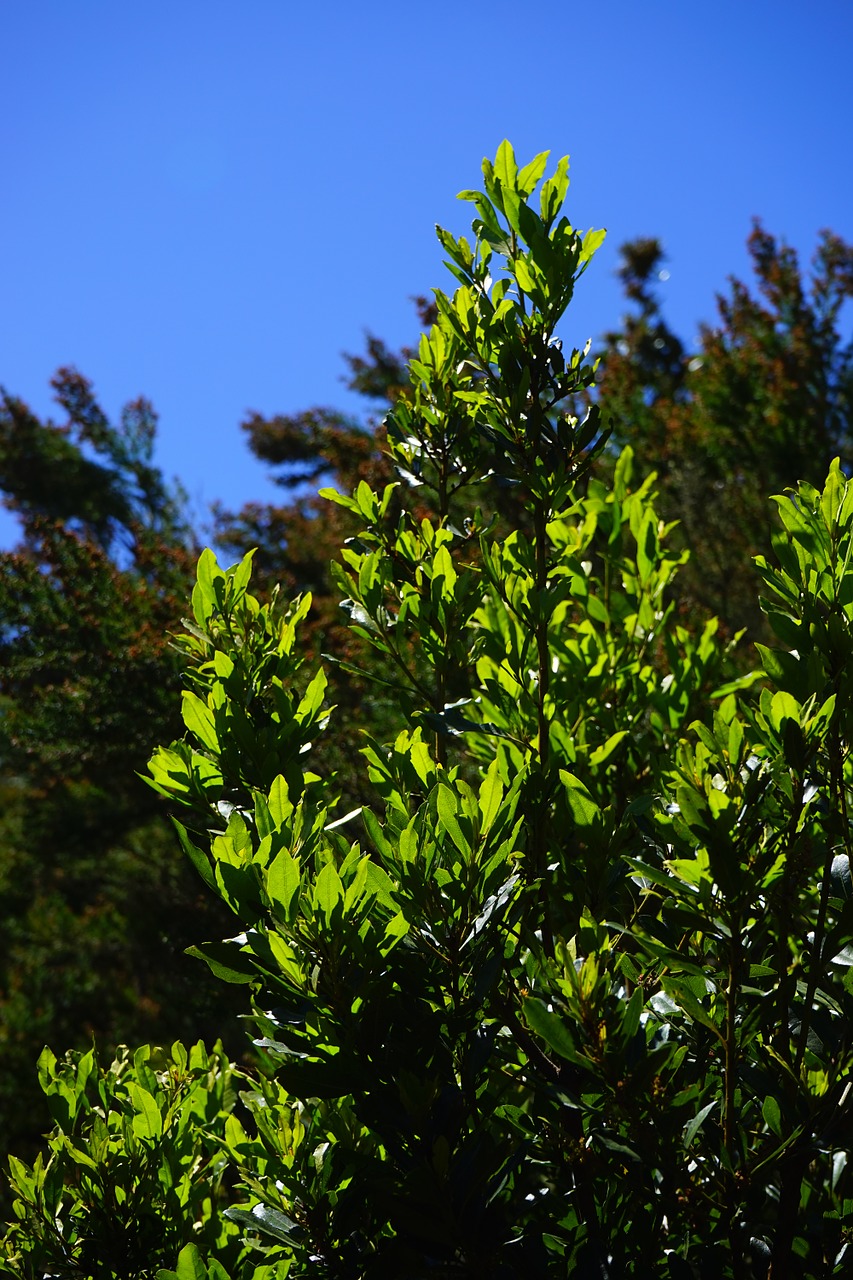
top-left (314, 861), bottom-right (344, 922)
top-left (478, 759), bottom-right (504, 837)
top-left (175, 1243), bottom-right (209, 1280)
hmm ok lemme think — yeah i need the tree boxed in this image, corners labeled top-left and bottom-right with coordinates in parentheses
top-left (596, 226), bottom-right (853, 634)
top-left (7, 143), bottom-right (853, 1278)
top-left (0, 371), bottom-right (244, 1168)
top-left (143, 144), bottom-right (853, 1275)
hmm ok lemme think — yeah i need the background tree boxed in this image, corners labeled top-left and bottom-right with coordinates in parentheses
top-left (596, 226), bottom-right (853, 634)
top-left (213, 298), bottom-right (439, 609)
top-left (0, 370), bottom-right (243, 1167)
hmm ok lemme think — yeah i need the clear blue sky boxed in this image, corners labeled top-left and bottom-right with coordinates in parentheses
top-left (2, 0), bottom-right (852, 546)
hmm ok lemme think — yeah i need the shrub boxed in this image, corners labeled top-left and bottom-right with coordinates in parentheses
top-left (5, 142), bottom-right (853, 1279)
top-left (2, 1041), bottom-right (247, 1279)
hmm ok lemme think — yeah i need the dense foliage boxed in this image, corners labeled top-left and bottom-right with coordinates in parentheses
top-left (596, 228), bottom-right (853, 633)
top-left (0, 373), bottom-right (244, 1165)
top-left (214, 222), bottom-right (853, 656)
top-left (5, 143), bottom-right (853, 1278)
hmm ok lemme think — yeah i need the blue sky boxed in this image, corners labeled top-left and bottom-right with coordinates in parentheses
top-left (2, 0), bottom-right (852, 547)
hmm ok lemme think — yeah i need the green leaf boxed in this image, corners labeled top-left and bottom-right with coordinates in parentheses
top-left (630, 931), bottom-right (709, 976)
top-left (540, 155), bottom-right (569, 224)
top-left (437, 784), bottom-right (470, 856)
top-left (589, 730), bottom-right (629, 767)
top-left (228, 549), bottom-right (256, 597)
top-left (206, 1260), bottom-right (232, 1280)
top-left (432, 544), bottom-right (458, 598)
top-left (364, 860), bottom-right (399, 911)
top-left (267, 775), bottom-right (291, 827)
top-left (683, 1100), bottom-right (717, 1148)
top-left (61, 1138), bottom-right (100, 1172)
top-left (181, 691), bottom-right (219, 752)
top-left (186, 942), bottom-right (256, 984)
top-left (494, 139), bottom-right (518, 191)
top-left (661, 977), bottom-right (724, 1042)
top-left (523, 997), bottom-right (578, 1062)
top-left (762, 1094), bottom-right (782, 1138)
top-left (195, 548), bottom-right (224, 620)
top-left (625, 856), bottom-right (683, 894)
top-left (517, 150), bottom-right (549, 196)
top-left (613, 445), bottom-right (634, 501)
top-left (636, 508), bottom-right (658, 584)
top-left (762, 609), bottom-right (802, 651)
top-left (314, 861), bottom-right (344, 922)
top-left (755, 642), bottom-right (806, 692)
top-left (478, 759), bottom-right (504, 837)
top-left (727, 716), bottom-right (744, 766)
top-left (579, 227), bottom-right (606, 264)
top-left (213, 650), bottom-right (234, 679)
top-left (225, 1204), bottom-right (302, 1244)
top-left (37, 1045), bottom-right (58, 1094)
top-left (362, 806), bottom-right (395, 861)
top-left (174, 819), bottom-right (216, 892)
top-left (128, 1082), bottom-right (163, 1140)
top-left (514, 256), bottom-right (537, 294)
top-left (6, 1154), bottom-right (35, 1197)
top-left (267, 850), bottom-right (301, 917)
top-left (770, 689), bottom-right (801, 731)
top-left (296, 667), bottom-right (328, 724)
top-left (384, 910), bottom-right (410, 945)
top-left (355, 479), bottom-right (377, 521)
top-left (810, 693), bottom-right (837, 741)
top-left (560, 771), bottom-right (601, 828)
top-left (175, 1243), bottom-right (209, 1280)
top-left (319, 486), bottom-right (357, 510)
top-left (620, 986), bottom-right (644, 1044)
top-left (674, 785), bottom-right (710, 838)
top-left (821, 458), bottom-right (847, 530)
top-left (691, 721), bottom-right (720, 757)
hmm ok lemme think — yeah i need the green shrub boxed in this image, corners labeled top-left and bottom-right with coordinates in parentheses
top-left (6, 142), bottom-right (853, 1279)
top-left (2, 1041), bottom-right (248, 1278)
